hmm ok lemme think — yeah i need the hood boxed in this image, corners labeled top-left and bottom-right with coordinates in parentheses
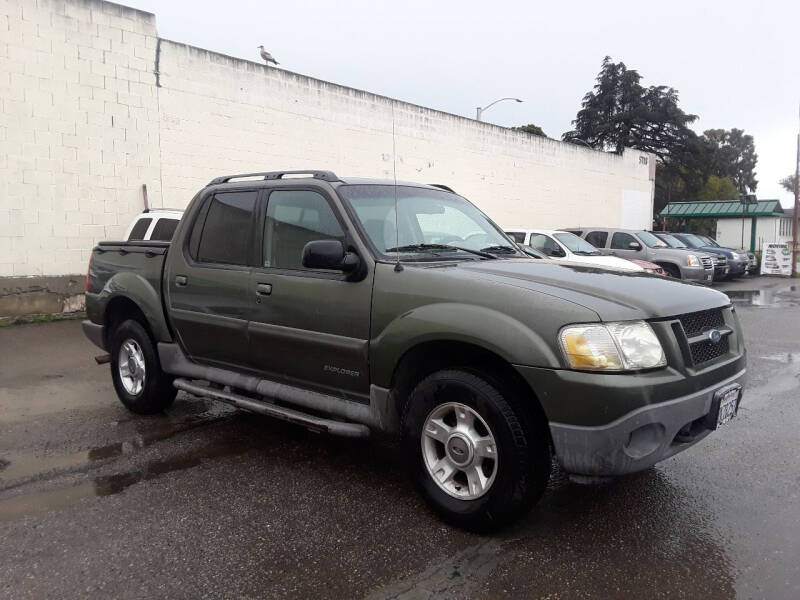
top-left (457, 259), bottom-right (730, 321)
top-left (564, 254), bottom-right (640, 271)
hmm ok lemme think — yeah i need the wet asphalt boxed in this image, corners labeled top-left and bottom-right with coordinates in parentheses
top-left (0, 278), bottom-right (799, 599)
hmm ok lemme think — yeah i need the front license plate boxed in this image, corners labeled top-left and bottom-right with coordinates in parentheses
top-left (715, 387), bottom-right (740, 428)
top-left (705, 274), bottom-right (712, 281)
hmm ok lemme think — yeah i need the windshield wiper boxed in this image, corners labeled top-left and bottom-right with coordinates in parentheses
top-left (572, 250), bottom-right (601, 256)
top-left (480, 245), bottom-right (519, 255)
top-left (385, 243), bottom-right (495, 259)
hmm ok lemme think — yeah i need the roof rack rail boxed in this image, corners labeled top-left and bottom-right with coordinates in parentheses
top-left (208, 170), bottom-right (341, 186)
top-left (429, 183), bottom-right (456, 193)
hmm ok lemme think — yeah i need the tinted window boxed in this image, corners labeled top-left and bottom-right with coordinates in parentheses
top-left (585, 231), bottom-right (608, 248)
top-left (264, 190), bottom-right (344, 270)
top-left (128, 218), bottom-right (151, 240)
top-left (555, 232), bottom-right (600, 254)
top-left (196, 192), bottom-right (257, 265)
top-left (638, 231), bottom-right (667, 248)
top-left (610, 232), bottom-right (637, 249)
top-left (150, 218), bottom-right (179, 241)
top-left (506, 231), bottom-right (526, 243)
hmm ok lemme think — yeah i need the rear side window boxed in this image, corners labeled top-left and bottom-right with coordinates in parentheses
top-left (150, 218), bottom-right (179, 241)
top-left (610, 232), bottom-right (636, 249)
top-left (585, 231), bottom-right (608, 248)
top-left (196, 192), bottom-right (257, 265)
top-left (505, 231), bottom-right (526, 244)
top-left (128, 218), bottom-right (151, 240)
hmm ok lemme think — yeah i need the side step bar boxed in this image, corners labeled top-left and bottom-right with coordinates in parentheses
top-left (173, 378), bottom-right (370, 438)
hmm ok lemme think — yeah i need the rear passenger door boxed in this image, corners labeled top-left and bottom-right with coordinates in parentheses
top-left (247, 188), bottom-right (373, 398)
top-left (165, 190), bottom-right (259, 368)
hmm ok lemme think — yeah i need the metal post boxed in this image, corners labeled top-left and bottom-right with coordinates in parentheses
top-left (792, 130), bottom-right (799, 277)
top-left (476, 107), bottom-right (482, 121)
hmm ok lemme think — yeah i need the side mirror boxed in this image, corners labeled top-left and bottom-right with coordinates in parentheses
top-left (302, 240), bottom-right (359, 272)
top-left (628, 241), bottom-right (642, 251)
top-left (549, 247), bottom-right (566, 258)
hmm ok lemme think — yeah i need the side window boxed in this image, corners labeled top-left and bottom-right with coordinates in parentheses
top-left (529, 234), bottom-right (561, 256)
top-left (585, 231), bottom-right (608, 248)
top-left (128, 218), bottom-right (151, 240)
top-left (610, 232), bottom-right (636, 249)
top-left (150, 218), bottom-right (179, 241)
top-left (505, 231), bottom-right (526, 244)
top-left (263, 190), bottom-right (345, 270)
top-left (196, 192), bottom-right (257, 265)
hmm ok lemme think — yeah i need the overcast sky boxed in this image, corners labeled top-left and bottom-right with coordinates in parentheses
top-left (128, 0), bottom-right (799, 207)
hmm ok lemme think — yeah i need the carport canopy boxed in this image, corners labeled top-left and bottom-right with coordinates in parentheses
top-left (659, 199), bottom-right (785, 219)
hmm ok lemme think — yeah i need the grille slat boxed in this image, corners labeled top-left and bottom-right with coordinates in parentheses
top-left (676, 308), bottom-right (728, 365)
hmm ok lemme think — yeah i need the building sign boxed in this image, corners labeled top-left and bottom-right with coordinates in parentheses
top-left (760, 243), bottom-right (795, 276)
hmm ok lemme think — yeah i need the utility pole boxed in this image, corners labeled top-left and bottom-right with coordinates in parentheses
top-left (792, 127), bottom-right (799, 277)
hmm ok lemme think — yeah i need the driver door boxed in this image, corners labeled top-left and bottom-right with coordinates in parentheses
top-left (246, 188), bottom-right (373, 398)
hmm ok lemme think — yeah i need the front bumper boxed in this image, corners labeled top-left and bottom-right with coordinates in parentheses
top-left (682, 265), bottom-right (714, 285)
top-left (546, 368), bottom-right (746, 475)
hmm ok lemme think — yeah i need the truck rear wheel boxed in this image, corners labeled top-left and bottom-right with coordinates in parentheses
top-left (401, 369), bottom-right (551, 531)
top-left (110, 319), bottom-right (176, 414)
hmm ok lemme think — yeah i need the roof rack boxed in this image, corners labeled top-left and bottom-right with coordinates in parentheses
top-left (208, 170), bottom-right (341, 186)
top-left (429, 183), bottom-right (456, 193)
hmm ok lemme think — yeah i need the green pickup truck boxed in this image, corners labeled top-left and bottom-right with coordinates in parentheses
top-left (83, 170), bottom-right (746, 530)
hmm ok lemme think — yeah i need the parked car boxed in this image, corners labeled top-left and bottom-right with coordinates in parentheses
top-left (669, 233), bottom-right (748, 280)
top-left (653, 232), bottom-right (729, 280)
top-left (83, 170), bottom-right (746, 530)
top-left (504, 228), bottom-right (644, 272)
top-left (746, 252), bottom-right (758, 274)
top-left (627, 259), bottom-right (669, 276)
top-left (564, 228), bottom-right (716, 284)
top-left (123, 209), bottom-right (183, 242)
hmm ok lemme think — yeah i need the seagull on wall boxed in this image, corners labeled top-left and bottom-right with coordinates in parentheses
top-left (258, 46), bottom-right (279, 66)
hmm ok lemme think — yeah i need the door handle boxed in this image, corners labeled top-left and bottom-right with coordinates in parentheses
top-left (255, 283), bottom-right (272, 296)
top-left (175, 275), bottom-right (188, 286)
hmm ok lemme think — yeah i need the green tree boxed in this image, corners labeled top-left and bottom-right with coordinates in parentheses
top-left (703, 128), bottom-right (758, 194)
top-left (512, 124), bottom-right (547, 137)
top-left (696, 175), bottom-right (739, 201)
top-left (780, 174), bottom-right (797, 193)
top-left (562, 56), bottom-right (698, 159)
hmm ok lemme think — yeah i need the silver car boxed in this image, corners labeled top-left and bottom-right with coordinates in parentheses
top-left (565, 228), bottom-right (716, 284)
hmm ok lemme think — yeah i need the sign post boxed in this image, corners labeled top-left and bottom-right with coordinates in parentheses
top-left (793, 130), bottom-right (799, 277)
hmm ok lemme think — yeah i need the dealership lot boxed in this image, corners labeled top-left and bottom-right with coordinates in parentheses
top-left (1, 278), bottom-right (799, 599)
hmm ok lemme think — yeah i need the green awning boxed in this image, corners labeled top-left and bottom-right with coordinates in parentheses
top-left (659, 199), bottom-right (785, 218)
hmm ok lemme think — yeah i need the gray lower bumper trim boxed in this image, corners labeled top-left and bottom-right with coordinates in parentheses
top-left (549, 368), bottom-right (747, 476)
top-left (82, 320), bottom-right (105, 351)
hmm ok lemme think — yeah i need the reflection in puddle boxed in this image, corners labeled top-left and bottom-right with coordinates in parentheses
top-left (0, 440), bottom-right (250, 523)
top-left (726, 286), bottom-right (798, 307)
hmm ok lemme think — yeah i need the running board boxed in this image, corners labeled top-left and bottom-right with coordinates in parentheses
top-left (173, 378), bottom-right (370, 438)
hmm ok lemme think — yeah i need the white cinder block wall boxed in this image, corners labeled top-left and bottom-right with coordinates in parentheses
top-left (1, 0), bottom-right (655, 290)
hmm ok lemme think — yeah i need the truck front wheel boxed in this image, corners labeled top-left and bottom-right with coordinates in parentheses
top-left (401, 369), bottom-right (551, 531)
top-left (110, 319), bottom-right (176, 414)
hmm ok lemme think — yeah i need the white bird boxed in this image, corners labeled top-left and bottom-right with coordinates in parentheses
top-left (258, 46), bottom-right (279, 66)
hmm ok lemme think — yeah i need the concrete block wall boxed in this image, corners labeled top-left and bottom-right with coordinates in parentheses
top-left (157, 40), bottom-right (654, 231)
top-left (0, 0), bottom-right (161, 283)
top-left (1, 0), bottom-right (654, 317)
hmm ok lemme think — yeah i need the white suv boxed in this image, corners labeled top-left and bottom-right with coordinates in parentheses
top-left (504, 228), bottom-right (643, 271)
top-left (123, 209), bottom-right (183, 242)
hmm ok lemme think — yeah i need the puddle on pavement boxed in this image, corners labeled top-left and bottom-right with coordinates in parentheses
top-left (0, 439), bottom-right (251, 524)
top-left (0, 400), bottom-right (235, 486)
top-left (726, 286), bottom-right (798, 307)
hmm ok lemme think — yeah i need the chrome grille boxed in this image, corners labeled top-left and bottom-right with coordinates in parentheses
top-left (714, 256), bottom-right (727, 265)
top-left (700, 256), bottom-right (713, 269)
top-left (676, 308), bottom-right (728, 366)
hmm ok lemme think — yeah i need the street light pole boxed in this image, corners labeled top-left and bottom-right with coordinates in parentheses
top-left (792, 128), bottom-right (799, 277)
top-left (476, 97), bottom-right (523, 122)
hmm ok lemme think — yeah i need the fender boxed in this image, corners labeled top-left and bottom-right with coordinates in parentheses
top-left (98, 271), bottom-right (172, 342)
top-left (370, 302), bottom-right (563, 388)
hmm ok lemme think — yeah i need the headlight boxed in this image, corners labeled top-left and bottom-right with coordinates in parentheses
top-left (686, 254), bottom-right (700, 267)
top-left (559, 321), bottom-right (666, 371)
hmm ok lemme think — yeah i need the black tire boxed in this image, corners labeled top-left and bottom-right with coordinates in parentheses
top-left (661, 263), bottom-right (681, 279)
top-left (110, 319), bottom-right (176, 414)
top-left (401, 369), bottom-right (551, 531)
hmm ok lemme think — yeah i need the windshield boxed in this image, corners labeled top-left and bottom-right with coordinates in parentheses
top-left (698, 235), bottom-right (720, 247)
top-left (338, 185), bottom-right (521, 260)
top-left (657, 234), bottom-right (687, 248)
top-left (638, 231), bottom-right (668, 248)
top-left (679, 234), bottom-right (706, 248)
top-left (554, 232), bottom-right (601, 255)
